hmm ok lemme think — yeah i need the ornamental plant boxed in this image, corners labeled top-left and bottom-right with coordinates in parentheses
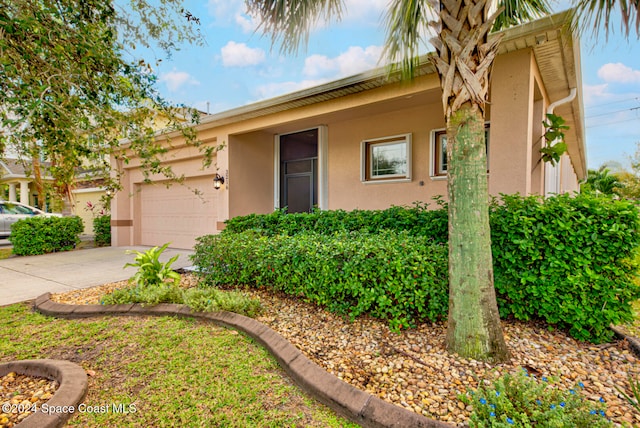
top-left (461, 369), bottom-right (612, 427)
top-left (124, 242), bottom-right (181, 288)
top-left (616, 372), bottom-right (640, 414)
top-left (101, 284), bottom-right (262, 317)
top-left (93, 214), bottom-right (111, 247)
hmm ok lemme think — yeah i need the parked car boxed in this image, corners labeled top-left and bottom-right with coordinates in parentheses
top-left (0, 201), bottom-right (62, 238)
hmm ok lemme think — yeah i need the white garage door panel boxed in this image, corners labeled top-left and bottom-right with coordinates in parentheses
top-left (140, 177), bottom-right (217, 249)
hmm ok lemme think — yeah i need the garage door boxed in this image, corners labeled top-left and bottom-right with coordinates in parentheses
top-left (139, 176), bottom-right (217, 249)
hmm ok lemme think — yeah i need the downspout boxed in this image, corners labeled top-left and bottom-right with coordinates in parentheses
top-left (545, 88), bottom-right (577, 196)
top-left (547, 88), bottom-right (577, 116)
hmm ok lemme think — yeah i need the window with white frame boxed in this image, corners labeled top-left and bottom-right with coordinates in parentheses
top-left (361, 134), bottom-right (412, 182)
top-left (432, 124), bottom-right (490, 177)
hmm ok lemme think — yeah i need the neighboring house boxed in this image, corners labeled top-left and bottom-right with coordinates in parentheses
top-left (0, 158), bottom-right (107, 234)
top-left (111, 11), bottom-right (586, 250)
top-left (0, 158), bottom-right (46, 208)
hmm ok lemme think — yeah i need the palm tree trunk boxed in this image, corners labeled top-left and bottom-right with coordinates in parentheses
top-left (445, 102), bottom-right (508, 361)
top-left (432, 0), bottom-right (510, 362)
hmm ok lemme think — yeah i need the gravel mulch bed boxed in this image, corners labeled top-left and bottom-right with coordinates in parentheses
top-left (48, 275), bottom-right (640, 427)
top-left (0, 372), bottom-right (58, 427)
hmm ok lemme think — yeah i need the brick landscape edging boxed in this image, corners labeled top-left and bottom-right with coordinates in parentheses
top-left (33, 293), bottom-right (451, 428)
top-left (611, 325), bottom-right (640, 358)
top-left (0, 359), bottom-right (88, 428)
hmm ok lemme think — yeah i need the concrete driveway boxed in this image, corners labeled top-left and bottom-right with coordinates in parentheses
top-left (0, 245), bottom-right (194, 306)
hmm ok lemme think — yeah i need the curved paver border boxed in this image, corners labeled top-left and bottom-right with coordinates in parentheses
top-left (611, 325), bottom-right (640, 358)
top-left (33, 293), bottom-right (451, 428)
top-left (0, 359), bottom-right (88, 428)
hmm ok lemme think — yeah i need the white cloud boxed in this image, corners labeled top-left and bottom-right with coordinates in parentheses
top-left (221, 41), bottom-right (266, 67)
top-left (582, 83), bottom-right (610, 106)
top-left (235, 13), bottom-right (258, 33)
top-left (343, 0), bottom-right (388, 22)
top-left (206, 0), bottom-right (242, 21)
top-left (159, 70), bottom-right (200, 92)
top-left (597, 63), bottom-right (640, 84)
top-left (207, 0), bottom-right (258, 33)
top-left (303, 45), bottom-right (384, 79)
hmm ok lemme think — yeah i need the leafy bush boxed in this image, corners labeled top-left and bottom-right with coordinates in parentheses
top-left (461, 369), bottom-right (612, 427)
top-left (101, 283), bottom-right (262, 317)
top-left (93, 214), bottom-right (111, 247)
top-left (10, 216), bottom-right (83, 256)
top-left (102, 283), bottom-right (184, 305)
top-left (491, 193), bottom-right (640, 343)
top-left (198, 193), bottom-right (640, 343)
top-left (193, 230), bottom-right (449, 330)
top-left (223, 202), bottom-right (448, 243)
top-left (112, 244), bottom-right (262, 316)
top-left (124, 243), bottom-right (181, 288)
top-left (183, 288), bottom-right (262, 317)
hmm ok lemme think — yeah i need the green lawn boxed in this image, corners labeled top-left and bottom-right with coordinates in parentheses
top-left (0, 247), bottom-right (11, 260)
top-left (0, 303), bottom-right (356, 427)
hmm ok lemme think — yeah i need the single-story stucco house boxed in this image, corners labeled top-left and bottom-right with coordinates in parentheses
top-left (111, 11), bottom-right (585, 250)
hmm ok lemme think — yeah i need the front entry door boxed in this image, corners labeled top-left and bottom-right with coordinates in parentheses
top-left (280, 129), bottom-right (318, 213)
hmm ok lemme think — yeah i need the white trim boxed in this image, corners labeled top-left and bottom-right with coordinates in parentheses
top-left (318, 125), bottom-right (328, 210)
top-left (360, 133), bottom-right (412, 183)
top-left (273, 136), bottom-right (280, 210)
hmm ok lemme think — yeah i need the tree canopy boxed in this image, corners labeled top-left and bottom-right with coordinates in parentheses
top-left (0, 0), bottom-right (205, 205)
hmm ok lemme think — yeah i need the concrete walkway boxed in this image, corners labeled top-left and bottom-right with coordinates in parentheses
top-left (0, 246), bottom-right (194, 306)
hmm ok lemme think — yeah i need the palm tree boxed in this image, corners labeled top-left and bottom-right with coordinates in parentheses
top-left (581, 166), bottom-right (622, 196)
top-left (572, 0), bottom-right (639, 39)
top-left (246, 0), bottom-right (551, 362)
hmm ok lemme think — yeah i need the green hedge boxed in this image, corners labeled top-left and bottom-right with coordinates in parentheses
top-left (223, 202), bottom-right (449, 244)
top-left (193, 230), bottom-right (449, 330)
top-left (196, 193), bottom-right (640, 343)
top-left (10, 216), bottom-right (84, 256)
top-left (490, 193), bottom-right (640, 342)
top-left (93, 215), bottom-right (111, 247)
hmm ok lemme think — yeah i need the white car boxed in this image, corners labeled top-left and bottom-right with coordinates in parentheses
top-left (0, 201), bottom-right (62, 238)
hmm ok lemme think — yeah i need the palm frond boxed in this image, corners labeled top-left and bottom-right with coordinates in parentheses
top-left (491, 0), bottom-right (552, 31)
top-left (381, 0), bottom-right (434, 80)
top-left (246, 0), bottom-right (344, 54)
top-left (571, 0), bottom-right (639, 40)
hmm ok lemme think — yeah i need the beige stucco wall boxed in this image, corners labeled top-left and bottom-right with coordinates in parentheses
top-left (111, 140), bottom-right (221, 247)
top-left (489, 49), bottom-right (537, 196)
top-left (228, 131), bottom-right (275, 218)
top-left (111, 42), bottom-right (583, 248)
top-left (72, 188), bottom-right (106, 235)
top-left (327, 101), bottom-right (446, 210)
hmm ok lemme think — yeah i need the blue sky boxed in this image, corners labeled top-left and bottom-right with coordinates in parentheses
top-left (145, 1), bottom-right (640, 171)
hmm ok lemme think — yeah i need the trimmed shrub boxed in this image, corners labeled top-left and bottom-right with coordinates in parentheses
top-left (93, 215), bottom-right (111, 247)
top-left (10, 216), bottom-right (83, 256)
top-left (490, 193), bottom-right (640, 343)
top-left (197, 193), bottom-right (640, 343)
top-left (223, 202), bottom-right (449, 243)
top-left (193, 230), bottom-right (449, 330)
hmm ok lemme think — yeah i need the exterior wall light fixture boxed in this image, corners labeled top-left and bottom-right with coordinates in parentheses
top-left (213, 173), bottom-right (225, 189)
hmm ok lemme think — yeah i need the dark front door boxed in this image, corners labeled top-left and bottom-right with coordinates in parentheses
top-left (280, 129), bottom-right (318, 213)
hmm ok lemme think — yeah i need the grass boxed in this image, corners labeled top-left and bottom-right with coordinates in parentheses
top-left (0, 303), bottom-right (357, 427)
top-left (0, 247), bottom-right (11, 260)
